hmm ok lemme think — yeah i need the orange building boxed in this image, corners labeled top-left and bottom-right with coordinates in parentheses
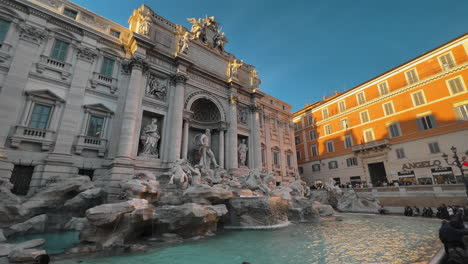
top-left (293, 34), bottom-right (468, 187)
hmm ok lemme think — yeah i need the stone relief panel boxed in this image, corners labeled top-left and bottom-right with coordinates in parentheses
top-left (237, 106), bottom-right (248, 125)
top-left (145, 73), bottom-right (168, 101)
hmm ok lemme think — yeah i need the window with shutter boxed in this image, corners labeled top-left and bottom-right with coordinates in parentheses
top-left (360, 111), bottom-right (370, 123)
top-left (340, 118), bottom-right (349, 130)
top-left (311, 144), bottom-right (318, 157)
top-left (428, 142), bottom-right (440, 154)
top-left (309, 130), bottom-right (317, 140)
top-left (322, 108), bottom-right (329, 119)
top-left (346, 157), bottom-right (358, 166)
top-left (439, 53), bottom-right (456, 70)
top-left (383, 102), bottom-right (394, 116)
top-left (324, 124), bottom-right (332, 135)
top-left (447, 77), bottom-right (465, 95)
top-left (411, 91), bottom-right (426, 106)
top-left (293, 123), bottom-right (298, 131)
top-left (388, 122), bottom-right (402, 138)
top-left (50, 39), bottom-right (69, 62)
top-left (307, 115), bottom-right (313, 126)
top-left (312, 164), bottom-right (321, 172)
top-left (338, 101), bottom-right (346, 112)
top-left (378, 82), bottom-right (389, 95)
top-left (356, 92), bottom-right (366, 105)
top-left (363, 129), bottom-right (374, 142)
top-left (295, 136), bottom-right (301, 145)
top-left (0, 19), bottom-right (11, 43)
top-left (326, 141), bottom-right (334, 153)
top-left (416, 115), bottom-right (437, 131)
top-left (405, 69), bottom-right (419, 84)
top-left (296, 151), bottom-right (301, 161)
top-left (344, 134), bottom-right (353, 148)
top-left (396, 148), bottom-right (405, 159)
top-left (454, 104), bottom-right (468, 121)
top-left (328, 161), bottom-right (338, 169)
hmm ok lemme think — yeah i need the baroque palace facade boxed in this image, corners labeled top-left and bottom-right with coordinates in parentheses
top-left (294, 34), bottom-right (468, 187)
top-left (0, 0), bottom-right (298, 198)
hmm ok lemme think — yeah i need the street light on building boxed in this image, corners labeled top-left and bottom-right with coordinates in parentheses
top-left (441, 146), bottom-right (468, 198)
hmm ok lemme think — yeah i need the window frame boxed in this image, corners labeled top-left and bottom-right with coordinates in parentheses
top-left (338, 101), bottom-right (346, 113)
top-left (0, 18), bottom-right (11, 44)
top-left (405, 68), bottom-right (419, 85)
top-left (411, 90), bottom-right (427, 107)
top-left (438, 52), bottom-right (456, 70)
top-left (28, 103), bottom-right (53, 130)
top-left (307, 115), bottom-right (313, 126)
top-left (312, 164), bottom-right (321, 172)
top-left (311, 144), bottom-right (318, 157)
top-left (388, 122), bottom-right (402, 138)
top-left (428, 142), bottom-right (440, 154)
top-left (100, 56), bottom-right (115, 77)
top-left (328, 161), bottom-right (338, 170)
top-left (378, 81), bottom-right (390, 96)
top-left (382, 101), bottom-right (395, 116)
top-left (322, 108), bottom-right (329, 119)
top-left (309, 130), bottom-right (317, 140)
top-left (363, 128), bottom-right (375, 143)
top-left (344, 134), bottom-right (353, 149)
top-left (446, 76), bottom-right (466, 95)
top-left (360, 110), bottom-right (370, 124)
top-left (86, 115), bottom-right (105, 138)
top-left (326, 140), bottom-right (335, 153)
top-left (324, 124), bottom-right (332, 136)
top-left (454, 102), bottom-right (468, 121)
top-left (63, 8), bottom-right (78, 19)
top-left (396, 148), bottom-right (406, 159)
top-left (346, 157), bottom-right (358, 167)
top-left (295, 136), bottom-right (301, 145)
top-left (356, 92), bottom-right (366, 105)
top-left (50, 38), bottom-right (70, 62)
top-left (416, 114), bottom-right (437, 131)
top-left (340, 118), bottom-right (350, 130)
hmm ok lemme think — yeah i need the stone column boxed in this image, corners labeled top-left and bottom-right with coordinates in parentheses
top-left (0, 24), bottom-right (47, 180)
top-left (116, 57), bottom-right (147, 159)
top-left (51, 47), bottom-right (98, 156)
top-left (166, 73), bottom-right (187, 162)
top-left (249, 104), bottom-right (262, 170)
top-left (227, 92), bottom-right (239, 170)
top-left (182, 120), bottom-right (189, 160)
top-left (219, 126), bottom-right (225, 169)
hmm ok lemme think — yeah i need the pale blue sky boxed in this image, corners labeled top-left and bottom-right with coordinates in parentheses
top-left (73, 0), bottom-right (468, 111)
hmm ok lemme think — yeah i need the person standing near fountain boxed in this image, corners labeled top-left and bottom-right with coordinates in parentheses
top-left (238, 138), bottom-right (248, 167)
top-left (197, 129), bottom-right (219, 169)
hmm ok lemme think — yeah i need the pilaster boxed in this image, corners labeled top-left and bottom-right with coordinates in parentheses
top-left (227, 87), bottom-right (239, 170)
top-left (165, 72), bottom-right (187, 162)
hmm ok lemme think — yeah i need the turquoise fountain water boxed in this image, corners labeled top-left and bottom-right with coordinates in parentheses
top-left (56, 215), bottom-right (441, 264)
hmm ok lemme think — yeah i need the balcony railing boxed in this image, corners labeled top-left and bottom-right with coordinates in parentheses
top-left (36, 55), bottom-right (72, 80)
top-left (90, 72), bottom-right (118, 93)
top-left (352, 139), bottom-right (390, 152)
top-left (74, 135), bottom-right (107, 157)
top-left (10, 126), bottom-right (55, 151)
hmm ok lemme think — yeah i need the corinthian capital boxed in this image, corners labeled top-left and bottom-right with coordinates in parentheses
top-left (17, 23), bottom-right (47, 45)
top-left (76, 46), bottom-right (98, 63)
top-left (130, 57), bottom-right (149, 72)
top-left (229, 95), bottom-right (238, 105)
top-left (171, 72), bottom-right (188, 85)
top-left (249, 103), bottom-right (262, 113)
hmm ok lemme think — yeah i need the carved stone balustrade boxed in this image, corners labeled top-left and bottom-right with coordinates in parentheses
top-left (74, 135), bottom-right (108, 157)
top-left (89, 72), bottom-right (118, 93)
top-left (35, 55), bottom-right (72, 80)
top-left (10, 125), bottom-right (56, 151)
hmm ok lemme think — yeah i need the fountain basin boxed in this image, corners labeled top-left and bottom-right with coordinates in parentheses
top-left (9, 231), bottom-right (79, 255)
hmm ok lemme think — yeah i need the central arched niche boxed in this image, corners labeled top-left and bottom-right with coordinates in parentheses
top-left (187, 98), bottom-right (222, 166)
top-left (190, 98), bottom-right (221, 123)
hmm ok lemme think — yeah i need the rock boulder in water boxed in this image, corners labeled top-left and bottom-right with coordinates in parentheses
top-left (225, 197), bottom-right (289, 227)
top-left (4, 214), bottom-right (47, 237)
top-left (183, 184), bottom-right (234, 204)
top-left (288, 198), bottom-right (320, 222)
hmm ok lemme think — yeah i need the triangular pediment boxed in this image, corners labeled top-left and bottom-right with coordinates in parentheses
top-left (83, 103), bottom-right (114, 114)
top-left (25, 89), bottom-right (65, 103)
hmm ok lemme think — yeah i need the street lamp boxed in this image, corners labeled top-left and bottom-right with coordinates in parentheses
top-left (442, 146), bottom-right (468, 198)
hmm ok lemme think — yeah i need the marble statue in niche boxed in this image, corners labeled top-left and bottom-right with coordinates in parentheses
top-left (238, 138), bottom-right (248, 167)
top-left (140, 118), bottom-right (160, 157)
top-left (196, 129), bottom-right (219, 169)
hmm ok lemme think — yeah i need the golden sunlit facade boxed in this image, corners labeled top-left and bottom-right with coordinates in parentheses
top-left (294, 34), bottom-right (468, 186)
